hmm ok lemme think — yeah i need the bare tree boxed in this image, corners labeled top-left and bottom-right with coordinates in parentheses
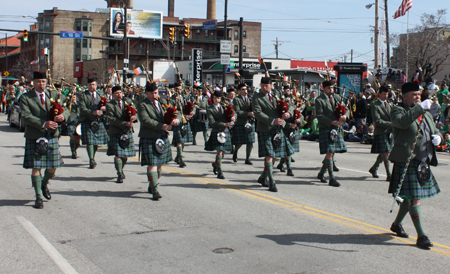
top-left (10, 53), bottom-right (34, 81)
top-left (406, 9), bottom-right (450, 81)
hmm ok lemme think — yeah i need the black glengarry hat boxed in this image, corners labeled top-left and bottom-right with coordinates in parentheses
top-left (33, 71), bottom-right (46, 80)
top-left (145, 82), bottom-right (158, 92)
top-left (401, 82), bottom-right (420, 94)
top-left (261, 77), bottom-right (271, 84)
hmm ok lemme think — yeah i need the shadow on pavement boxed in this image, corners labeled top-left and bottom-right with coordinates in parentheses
top-left (52, 190), bottom-right (150, 199)
top-left (0, 199), bottom-right (34, 207)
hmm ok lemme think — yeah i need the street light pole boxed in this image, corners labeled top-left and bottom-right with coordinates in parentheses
top-left (222, 0), bottom-right (228, 87)
top-left (384, 0), bottom-right (390, 67)
top-left (374, 0), bottom-right (379, 68)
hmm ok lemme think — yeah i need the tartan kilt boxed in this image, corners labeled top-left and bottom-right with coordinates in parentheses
top-left (80, 121), bottom-right (108, 145)
top-left (388, 159), bottom-right (440, 199)
top-left (205, 131), bottom-right (232, 152)
top-left (232, 124), bottom-right (255, 145)
top-left (257, 129), bottom-right (294, 158)
top-left (284, 129), bottom-right (300, 153)
top-left (371, 133), bottom-right (392, 153)
top-left (190, 118), bottom-right (208, 133)
top-left (319, 128), bottom-right (347, 154)
top-left (171, 123), bottom-right (193, 145)
top-left (66, 118), bottom-right (80, 137)
top-left (23, 137), bottom-right (63, 169)
top-left (107, 132), bottom-right (136, 157)
top-left (140, 137), bottom-right (172, 166)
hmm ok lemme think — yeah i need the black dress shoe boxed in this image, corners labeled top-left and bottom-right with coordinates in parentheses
top-left (245, 160), bottom-right (253, 165)
top-left (32, 200), bottom-right (43, 209)
top-left (390, 223), bottom-right (409, 238)
top-left (71, 153), bottom-right (77, 159)
top-left (89, 160), bottom-right (97, 169)
top-left (286, 168), bottom-right (294, 176)
top-left (277, 163), bottom-right (285, 172)
top-left (212, 163), bottom-right (217, 175)
top-left (116, 176), bottom-right (124, 184)
top-left (122, 172), bottom-right (126, 179)
top-left (217, 173), bottom-right (225, 179)
top-left (329, 179), bottom-right (341, 187)
top-left (179, 161), bottom-right (186, 168)
top-left (152, 192), bottom-right (162, 200)
top-left (333, 162), bottom-right (339, 172)
top-left (369, 167), bottom-right (379, 178)
top-left (416, 235), bottom-right (433, 249)
top-left (42, 186), bottom-right (52, 200)
top-left (317, 173), bottom-right (327, 183)
top-left (257, 177), bottom-right (268, 187)
top-left (291, 158), bottom-right (295, 163)
top-left (386, 174), bottom-right (392, 182)
top-left (175, 157), bottom-right (180, 164)
top-left (269, 184), bottom-right (278, 192)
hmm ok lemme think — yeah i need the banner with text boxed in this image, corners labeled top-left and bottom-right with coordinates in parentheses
top-left (192, 49), bottom-right (203, 87)
top-left (110, 8), bottom-right (162, 39)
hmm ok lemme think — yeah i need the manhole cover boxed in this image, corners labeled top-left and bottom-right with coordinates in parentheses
top-left (213, 247), bottom-right (234, 254)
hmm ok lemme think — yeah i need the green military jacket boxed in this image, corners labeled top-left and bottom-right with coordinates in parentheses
top-left (371, 100), bottom-right (392, 135)
top-left (192, 96), bottom-right (209, 120)
top-left (389, 104), bottom-right (441, 165)
top-left (137, 98), bottom-right (179, 139)
top-left (315, 92), bottom-right (349, 130)
top-left (207, 104), bottom-right (236, 133)
top-left (133, 92), bottom-right (146, 106)
top-left (78, 89), bottom-right (106, 123)
top-left (253, 91), bottom-right (289, 133)
top-left (233, 95), bottom-right (252, 126)
top-left (20, 89), bottom-right (70, 139)
top-left (105, 97), bottom-right (135, 135)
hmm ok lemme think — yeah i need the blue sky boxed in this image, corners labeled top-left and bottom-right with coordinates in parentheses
top-left (1, 0), bottom-right (447, 67)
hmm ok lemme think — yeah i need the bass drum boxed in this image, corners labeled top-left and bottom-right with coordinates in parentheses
top-left (75, 124), bottom-right (82, 136)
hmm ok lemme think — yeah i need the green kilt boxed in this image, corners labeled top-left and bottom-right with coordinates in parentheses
top-left (107, 132), bottom-right (136, 157)
top-left (23, 137), bottom-right (63, 169)
top-left (371, 133), bottom-right (392, 153)
top-left (191, 118), bottom-right (208, 133)
top-left (171, 123), bottom-right (193, 145)
top-left (388, 159), bottom-right (440, 199)
top-left (81, 121), bottom-right (108, 145)
top-left (319, 128), bottom-right (347, 154)
top-left (257, 129), bottom-right (294, 158)
top-left (140, 137), bottom-right (172, 166)
top-left (232, 124), bottom-right (255, 145)
top-left (284, 128), bottom-right (300, 153)
top-left (205, 131), bottom-right (232, 152)
top-left (66, 118), bottom-right (80, 137)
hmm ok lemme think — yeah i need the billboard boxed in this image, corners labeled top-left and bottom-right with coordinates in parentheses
top-left (110, 8), bottom-right (162, 39)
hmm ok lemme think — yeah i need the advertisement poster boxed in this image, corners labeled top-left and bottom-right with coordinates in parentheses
top-left (110, 8), bottom-right (162, 39)
top-left (338, 74), bottom-right (362, 98)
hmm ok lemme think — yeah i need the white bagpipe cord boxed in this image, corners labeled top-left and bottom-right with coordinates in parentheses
top-left (390, 117), bottom-right (424, 213)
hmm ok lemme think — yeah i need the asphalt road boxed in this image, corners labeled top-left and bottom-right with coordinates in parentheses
top-left (1, 116), bottom-right (450, 274)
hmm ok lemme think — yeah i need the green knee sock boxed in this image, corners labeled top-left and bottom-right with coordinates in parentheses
top-left (177, 146), bottom-right (183, 161)
top-left (32, 175), bottom-right (43, 201)
top-left (259, 162), bottom-right (270, 181)
top-left (148, 171), bottom-right (159, 193)
top-left (393, 199), bottom-right (410, 225)
top-left (267, 162), bottom-right (275, 184)
top-left (216, 155), bottom-right (223, 173)
top-left (70, 139), bottom-right (76, 154)
top-left (371, 155), bottom-right (383, 170)
top-left (286, 156), bottom-right (291, 169)
top-left (279, 158), bottom-right (285, 166)
top-left (203, 131), bottom-right (208, 142)
top-left (115, 159), bottom-right (123, 175)
top-left (319, 159), bottom-right (327, 175)
top-left (87, 145), bottom-right (95, 162)
top-left (409, 204), bottom-right (425, 237)
top-left (94, 145), bottom-right (98, 153)
top-left (157, 170), bottom-right (162, 179)
top-left (122, 158), bottom-right (128, 168)
top-left (42, 170), bottom-right (54, 187)
top-left (245, 144), bottom-right (252, 161)
top-left (383, 158), bottom-right (391, 176)
top-left (325, 159), bottom-right (335, 180)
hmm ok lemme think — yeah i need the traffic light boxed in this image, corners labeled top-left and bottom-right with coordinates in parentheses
top-left (169, 27), bottom-right (175, 42)
top-left (23, 29), bottom-right (28, 42)
top-left (183, 24), bottom-right (190, 39)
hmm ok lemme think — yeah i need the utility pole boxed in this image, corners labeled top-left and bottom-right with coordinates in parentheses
top-left (351, 49), bottom-right (353, 62)
top-left (181, 35), bottom-right (184, 60)
top-left (374, 0), bottom-right (379, 68)
top-left (5, 33), bottom-right (8, 72)
top-left (384, 0), bottom-right (391, 67)
top-left (238, 17), bottom-right (243, 73)
top-left (122, 1), bottom-right (128, 85)
top-left (271, 37), bottom-right (291, 59)
top-left (222, 0), bottom-right (228, 87)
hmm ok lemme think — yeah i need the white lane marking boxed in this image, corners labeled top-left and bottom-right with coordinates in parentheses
top-left (16, 216), bottom-right (78, 274)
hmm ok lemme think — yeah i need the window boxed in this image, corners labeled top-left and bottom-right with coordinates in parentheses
top-left (89, 22), bottom-right (92, 32)
top-left (82, 22), bottom-right (88, 32)
top-left (76, 54), bottom-right (80, 61)
top-left (210, 31), bottom-right (214, 36)
top-left (234, 45), bottom-right (238, 53)
top-left (89, 39), bottom-right (92, 48)
top-left (196, 29), bottom-right (201, 35)
top-left (243, 31), bottom-right (246, 38)
top-left (234, 30), bottom-right (238, 40)
top-left (76, 22), bottom-right (81, 31)
top-left (82, 55), bottom-right (87, 60)
top-left (76, 39), bottom-right (81, 48)
top-left (152, 42), bottom-right (156, 49)
top-left (196, 43), bottom-right (200, 48)
top-left (82, 39), bottom-right (88, 48)
top-left (211, 45), bottom-right (214, 51)
top-left (88, 55), bottom-right (91, 60)
top-left (205, 30), bottom-right (208, 36)
top-left (243, 46), bottom-right (246, 52)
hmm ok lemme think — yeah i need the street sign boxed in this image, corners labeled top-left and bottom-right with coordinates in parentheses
top-left (202, 20), bottom-right (217, 31)
top-left (124, 59), bottom-right (129, 64)
top-left (220, 40), bottom-right (232, 54)
top-left (4, 71), bottom-right (9, 76)
top-left (60, 31), bottom-right (83, 39)
top-left (220, 54), bottom-right (231, 65)
top-left (226, 65), bottom-right (231, 73)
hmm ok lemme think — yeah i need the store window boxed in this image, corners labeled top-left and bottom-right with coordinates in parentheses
top-left (234, 45), bottom-right (238, 53)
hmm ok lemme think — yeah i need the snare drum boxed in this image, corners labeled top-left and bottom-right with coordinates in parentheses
top-left (199, 109), bottom-right (208, 122)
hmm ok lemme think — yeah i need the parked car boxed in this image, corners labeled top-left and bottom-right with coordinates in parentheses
top-left (9, 93), bottom-right (25, 132)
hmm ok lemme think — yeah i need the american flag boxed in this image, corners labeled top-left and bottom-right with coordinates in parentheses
top-left (393, 0), bottom-right (413, 19)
